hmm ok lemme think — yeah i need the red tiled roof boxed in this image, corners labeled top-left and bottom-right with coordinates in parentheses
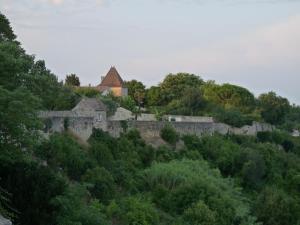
top-left (98, 66), bottom-right (124, 88)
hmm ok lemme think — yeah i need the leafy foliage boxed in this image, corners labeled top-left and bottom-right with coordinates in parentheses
top-left (74, 86), bottom-right (100, 97)
top-left (65, 73), bottom-right (80, 86)
top-left (258, 92), bottom-right (290, 124)
top-left (0, 12), bottom-right (16, 42)
top-left (124, 79), bottom-right (146, 105)
top-left (0, 87), bottom-right (42, 149)
top-left (160, 124), bottom-right (179, 145)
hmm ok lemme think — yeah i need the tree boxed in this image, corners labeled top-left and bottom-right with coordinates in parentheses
top-left (145, 86), bottom-right (161, 106)
top-left (52, 184), bottom-right (110, 225)
top-left (215, 108), bottom-right (253, 128)
top-left (110, 196), bottom-right (159, 225)
top-left (240, 149), bottom-right (266, 189)
top-left (65, 74), bottom-right (80, 86)
top-left (74, 87), bottom-right (99, 97)
top-left (82, 167), bottom-right (116, 204)
top-left (0, 41), bottom-right (33, 90)
top-left (255, 187), bottom-right (300, 225)
top-left (0, 151), bottom-right (67, 225)
top-left (182, 201), bottom-right (216, 225)
top-left (0, 13), bottom-right (16, 42)
top-left (0, 87), bottom-right (42, 149)
top-left (258, 92), bottom-right (290, 124)
top-left (124, 80), bottom-right (146, 105)
top-left (26, 60), bottom-right (79, 110)
top-left (36, 133), bottom-right (91, 180)
top-left (143, 160), bottom-right (257, 225)
top-left (160, 73), bottom-right (204, 104)
top-left (98, 95), bottom-right (118, 116)
top-left (203, 83), bottom-right (256, 113)
top-left (120, 96), bottom-right (136, 111)
top-left (0, 38), bottom-right (78, 110)
top-left (180, 87), bottom-right (205, 116)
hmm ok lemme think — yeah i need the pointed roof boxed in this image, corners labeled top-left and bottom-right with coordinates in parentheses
top-left (72, 98), bottom-right (107, 112)
top-left (99, 66), bottom-right (124, 87)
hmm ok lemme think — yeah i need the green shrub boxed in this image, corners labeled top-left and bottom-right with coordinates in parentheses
top-left (215, 108), bottom-right (253, 128)
top-left (160, 124), bottom-right (179, 145)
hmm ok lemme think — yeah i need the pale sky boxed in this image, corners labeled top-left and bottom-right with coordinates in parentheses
top-left (1, 0), bottom-right (300, 104)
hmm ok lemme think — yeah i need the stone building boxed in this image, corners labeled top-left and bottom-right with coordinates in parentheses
top-left (96, 66), bottom-right (128, 97)
top-left (39, 98), bottom-right (107, 140)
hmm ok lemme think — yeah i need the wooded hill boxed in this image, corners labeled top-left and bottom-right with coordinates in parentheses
top-left (1, 12), bottom-right (300, 225)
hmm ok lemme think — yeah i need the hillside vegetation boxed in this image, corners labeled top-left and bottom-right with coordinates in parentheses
top-left (1, 13), bottom-right (300, 225)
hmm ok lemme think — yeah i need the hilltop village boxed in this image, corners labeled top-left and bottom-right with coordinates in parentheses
top-left (39, 67), bottom-right (274, 143)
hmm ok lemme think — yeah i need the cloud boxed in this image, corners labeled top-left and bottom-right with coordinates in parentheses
top-left (200, 14), bottom-right (300, 71)
top-left (130, 14), bottom-right (300, 73)
top-left (49, 0), bottom-right (64, 5)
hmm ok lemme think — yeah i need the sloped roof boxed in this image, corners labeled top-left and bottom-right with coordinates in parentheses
top-left (72, 98), bottom-right (107, 112)
top-left (98, 66), bottom-right (124, 88)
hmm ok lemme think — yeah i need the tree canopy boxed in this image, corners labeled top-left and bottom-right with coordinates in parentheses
top-left (258, 92), bottom-right (290, 124)
top-left (65, 74), bottom-right (80, 86)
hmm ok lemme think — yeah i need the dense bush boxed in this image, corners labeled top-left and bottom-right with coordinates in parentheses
top-left (160, 124), bottom-right (179, 145)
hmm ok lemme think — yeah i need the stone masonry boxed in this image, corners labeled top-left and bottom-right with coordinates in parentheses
top-left (39, 98), bottom-right (274, 141)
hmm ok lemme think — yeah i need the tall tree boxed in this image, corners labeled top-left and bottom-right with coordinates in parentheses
top-left (258, 92), bottom-right (290, 124)
top-left (26, 61), bottom-right (79, 110)
top-left (65, 74), bottom-right (80, 86)
top-left (145, 86), bottom-right (161, 106)
top-left (124, 80), bottom-right (146, 105)
top-left (0, 87), bottom-right (42, 150)
top-left (0, 13), bottom-right (16, 42)
top-left (203, 83), bottom-right (256, 113)
top-left (159, 73), bottom-right (204, 104)
top-left (0, 41), bottom-right (33, 90)
top-left (180, 87), bottom-right (206, 115)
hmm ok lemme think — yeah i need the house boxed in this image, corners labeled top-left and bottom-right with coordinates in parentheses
top-left (96, 66), bottom-right (128, 97)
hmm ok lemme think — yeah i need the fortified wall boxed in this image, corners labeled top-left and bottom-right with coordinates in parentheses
top-left (107, 120), bottom-right (274, 138)
top-left (39, 99), bottom-right (274, 141)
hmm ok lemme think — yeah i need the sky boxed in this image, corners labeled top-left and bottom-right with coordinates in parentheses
top-left (1, 0), bottom-right (300, 104)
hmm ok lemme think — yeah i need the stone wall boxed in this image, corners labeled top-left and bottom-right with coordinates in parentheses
top-left (39, 111), bottom-right (106, 141)
top-left (163, 115), bottom-right (214, 123)
top-left (107, 121), bottom-right (274, 138)
top-left (40, 111), bottom-right (274, 141)
top-left (41, 116), bottom-right (94, 141)
top-left (109, 107), bottom-right (214, 123)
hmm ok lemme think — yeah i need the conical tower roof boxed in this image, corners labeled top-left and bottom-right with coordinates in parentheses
top-left (99, 66), bottom-right (124, 87)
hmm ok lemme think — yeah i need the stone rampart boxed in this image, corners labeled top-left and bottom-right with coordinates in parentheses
top-left (39, 111), bottom-right (274, 141)
top-left (107, 121), bottom-right (274, 138)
